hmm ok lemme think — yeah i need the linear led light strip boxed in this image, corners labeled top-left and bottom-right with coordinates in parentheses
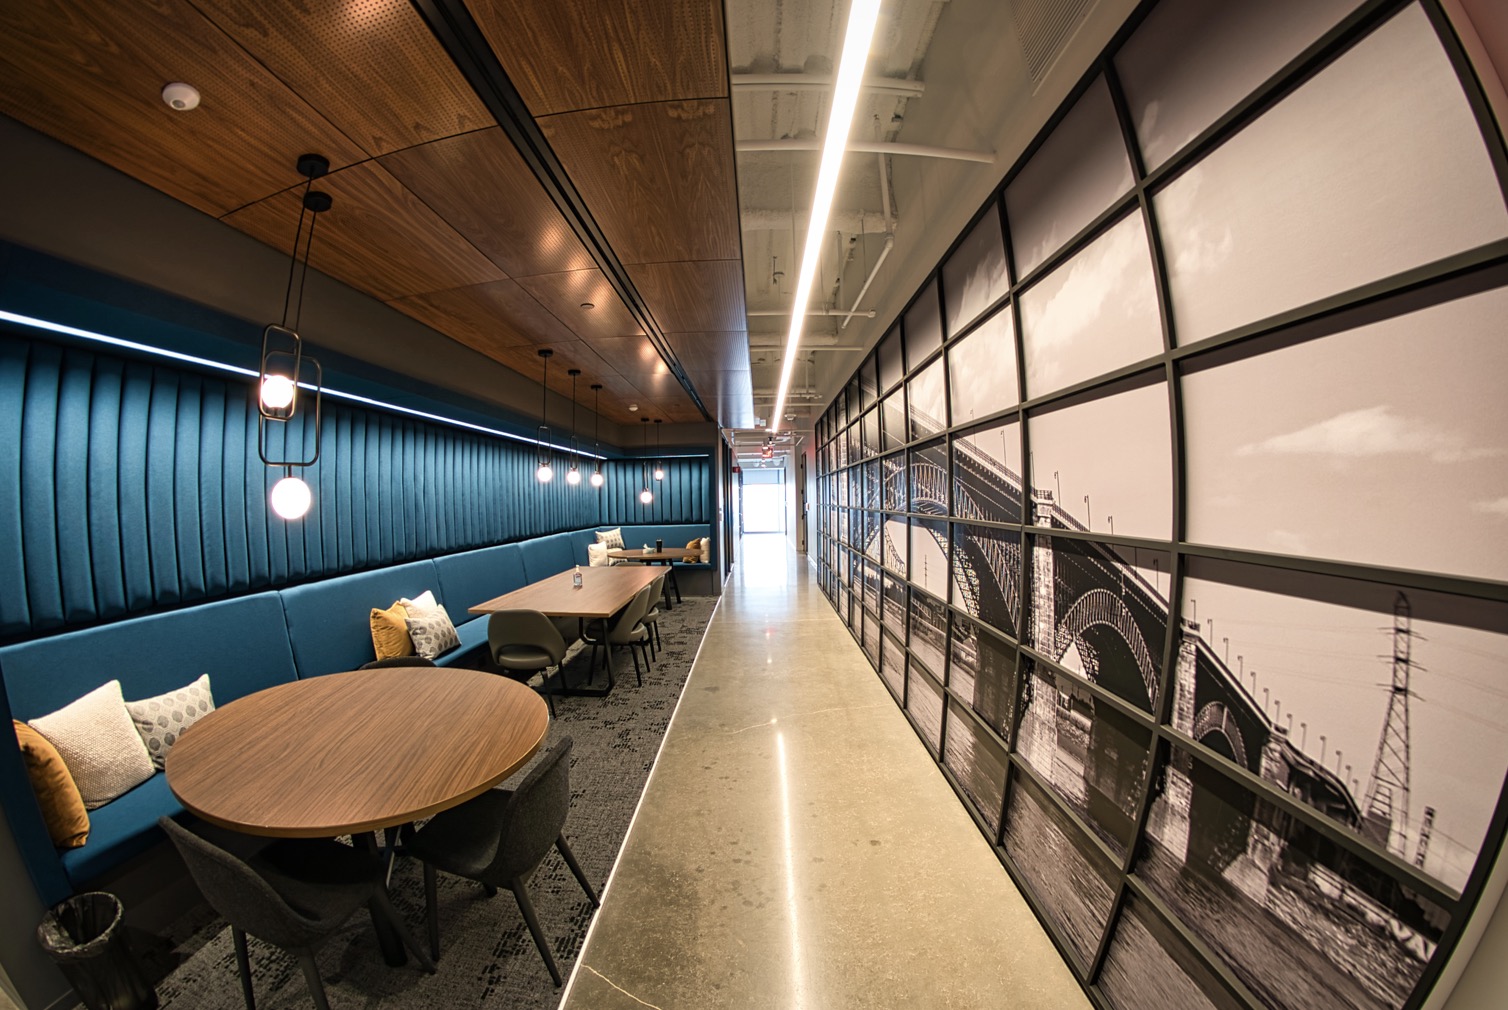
top-left (0, 308), bottom-right (606, 459)
top-left (770, 0), bottom-right (883, 433)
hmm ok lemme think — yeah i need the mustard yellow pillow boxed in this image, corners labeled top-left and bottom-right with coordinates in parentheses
top-left (370, 602), bottom-right (415, 661)
top-left (13, 721), bottom-right (89, 849)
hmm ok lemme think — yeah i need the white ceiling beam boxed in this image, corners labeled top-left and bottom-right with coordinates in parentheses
top-left (738, 208), bottom-right (892, 233)
top-left (737, 138), bottom-right (994, 163)
top-left (730, 73), bottom-right (926, 97)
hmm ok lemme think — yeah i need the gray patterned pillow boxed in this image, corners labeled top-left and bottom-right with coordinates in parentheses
top-left (405, 605), bottom-right (460, 660)
top-left (125, 674), bottom-right (215, 770)
top-left (594, 527), bottom-right (624, 550)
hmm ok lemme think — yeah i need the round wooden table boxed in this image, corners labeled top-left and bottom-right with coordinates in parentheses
top-left (165, 666), bottom-right (549, 837)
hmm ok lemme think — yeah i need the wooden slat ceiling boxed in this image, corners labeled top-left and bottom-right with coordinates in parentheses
top-left (0, 0), bottom-right (752, 428)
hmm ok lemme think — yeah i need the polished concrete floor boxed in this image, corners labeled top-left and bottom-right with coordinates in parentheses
top-left (559, 533), bottom-right (1090, 1010)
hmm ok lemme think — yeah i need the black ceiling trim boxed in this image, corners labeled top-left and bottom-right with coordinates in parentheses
top-left (408, 0), bottom-right (712, 423)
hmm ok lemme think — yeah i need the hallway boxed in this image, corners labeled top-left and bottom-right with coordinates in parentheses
top-left (560, 534), bottom-right (1089, 1008)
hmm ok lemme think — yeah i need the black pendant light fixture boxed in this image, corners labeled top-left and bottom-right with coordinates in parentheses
top-left (589, 384), bottom-right (605, 488)
top-left (566, 369), bottom-right (582, 486)
top-left (652, 418), bottom-right (665, 482)
top-left (535, 349), bottom-right (554, 483)
top-left (259, 154), bottom-right (330, 521)
top-left (638, 417), bottom-right (654, 505)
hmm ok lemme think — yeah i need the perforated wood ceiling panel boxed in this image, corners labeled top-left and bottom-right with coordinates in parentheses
top-left (630, 260), bottom-right (748, 334)
top-left (379, 129), bottom-right (598, 279)
top-left (0, 0), bottom-right (366, 217)
top-left (540, 100), bottom-right (742, 265)
top-left (515, 270), bottom-right (645, 341)
top-left (465, 0), bottom-right (728, 116)
top-left (223, 161), bottom-right (505, 301)
top-left (192, 0), bottom-right (489, 156)
top-left (387, 279), bottom-right (579, 356)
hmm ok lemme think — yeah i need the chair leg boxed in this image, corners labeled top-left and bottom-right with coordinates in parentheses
top-left (370, 887), bottom-right (436, 973)
top-left (556, 835), bottom-right (600, 907)
top-left (424, 862), bottom-right (440, 962)
top-left (295, 949), bottom-right (332, 1010)
top-left (629, 643), bottom-right (643, 686)
top-left (509, 879), bottom-right (563, 986)
top-left (232, 927), bottom-right (257, 1010)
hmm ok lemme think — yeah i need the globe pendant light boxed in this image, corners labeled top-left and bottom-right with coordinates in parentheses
top-left (589, 384), bottom-right (605, 488)
top-left (638, 417), bottom-right (654, 505)
top-left (565, 368), bottom-right (582, 485)
top-left (652, 417), bottom-right (665, 482)
top-left (258, 153), bottom-right (331, 521)
top-left (535, 349), bottom-right (554, 483)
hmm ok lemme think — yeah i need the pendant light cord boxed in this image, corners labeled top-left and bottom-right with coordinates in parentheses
top-left (279, 174), bottom-right (316, 329)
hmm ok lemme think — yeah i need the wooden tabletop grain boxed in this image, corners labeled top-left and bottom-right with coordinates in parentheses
top-left (468, 564), bottom-right (661, 619)
top-left (606, 547), bottom-right (702, 562)
top-left (165, 667), bottom-right (548, 838)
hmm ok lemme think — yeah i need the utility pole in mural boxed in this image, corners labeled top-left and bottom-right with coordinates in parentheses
top-left (1363, 593), bottom-right (1417, 858)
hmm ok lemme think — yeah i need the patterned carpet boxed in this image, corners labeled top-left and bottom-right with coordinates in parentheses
top-left (141, 594), bottom-right (718, 1010)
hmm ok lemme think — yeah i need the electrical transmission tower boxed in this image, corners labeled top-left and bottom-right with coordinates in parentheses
top-left (1362, 592), bottom-right (1420, 857)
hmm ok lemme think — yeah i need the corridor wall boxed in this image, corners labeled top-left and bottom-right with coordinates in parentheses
top-left (814, 2), bottom-right (1508, 1009)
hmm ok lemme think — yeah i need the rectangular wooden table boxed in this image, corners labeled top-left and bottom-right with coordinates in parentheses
top-left (606, 547), bottom-right (701, 608)
top-left (469, 565), bottom-right (663, 695)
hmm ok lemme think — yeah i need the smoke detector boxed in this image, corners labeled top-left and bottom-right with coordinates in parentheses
top-left (628, 403), bottom-right (639, 412)
top-left (161, 82), bottom-right (201, 111)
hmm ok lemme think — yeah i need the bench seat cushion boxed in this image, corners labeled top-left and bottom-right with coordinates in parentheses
top-left (279, 560), bottom-right (442, 677)
top-left (434, 616), bottom-right (489, 666)
top-left (58, 772), bottom-right (184, 888)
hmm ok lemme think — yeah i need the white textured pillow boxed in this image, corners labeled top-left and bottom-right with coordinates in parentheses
top-left (126, 674), bottom-right (215, 770)
top-left (698, 537), bottom-right (710, 562)
top-left (594, 527), bottom-right (624, 550)
top-left (406, 604), bottom-right (460, 660)
top-left (30, 681), bottom-right (155, 809)
top-left (399, 589), bottom-right (440, 617)
top-left (587, 542), bottom-right (610, 567)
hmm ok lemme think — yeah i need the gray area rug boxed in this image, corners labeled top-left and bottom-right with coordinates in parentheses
top-left (144, 594), bottom-right (718, 1009)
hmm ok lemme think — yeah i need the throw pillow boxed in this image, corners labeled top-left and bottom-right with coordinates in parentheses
top-left (595, 527), bottom-right (625, 550)
top-left (698, 536), bottom-right (710, 562)
top-left (13, 721), bottom-right (89, 848)
top-left (125, 674), bottom-right (215, 770)
top-left (399, 589), bottom-right (440, 617)
top-left (587, 542), bottom-right (610, 567)
top-left (29, 681), bottom-right (155, 810)
top-left (406, 604), bottom-right (460, 660)
top-left (370, 601), bottom-right (415, 660)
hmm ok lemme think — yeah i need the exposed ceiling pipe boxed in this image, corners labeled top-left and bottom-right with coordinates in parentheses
top-left (740, 209), bottom-right (891, 234)
top-left (839, 234), bottom-right (893, 333)
top-left (737, 139), bottom-right (994, 163)
top-left (730, 73), bottom-right (926, 98)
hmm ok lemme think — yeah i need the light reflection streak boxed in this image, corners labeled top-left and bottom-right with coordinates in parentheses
top-left (776, 731), bottom-right (807, 1008)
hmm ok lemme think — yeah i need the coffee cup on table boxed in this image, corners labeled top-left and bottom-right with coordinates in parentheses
top-left (656, 539), bottom-right (663, 551)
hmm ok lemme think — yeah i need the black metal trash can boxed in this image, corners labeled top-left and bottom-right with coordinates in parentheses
top-left (36, 892), bottom-right (158, 1010)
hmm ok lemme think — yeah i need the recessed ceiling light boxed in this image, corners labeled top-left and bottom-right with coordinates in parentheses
top-left (161, 82), bottom-right (201, 111)
top-left (580, 301), bottom-right (595, 310)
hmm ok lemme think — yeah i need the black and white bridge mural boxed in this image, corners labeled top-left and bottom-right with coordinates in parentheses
top-left (847, 422), bottom-right (1454, 1010)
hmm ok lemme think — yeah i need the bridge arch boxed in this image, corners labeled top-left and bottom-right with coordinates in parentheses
top-left (1191, 701), bottom-right (1250, 771)
top-left (1056, 588), bottom-right (1158, 707)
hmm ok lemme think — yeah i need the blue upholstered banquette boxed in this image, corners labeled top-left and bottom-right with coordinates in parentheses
top-left (0, 525), bottom-right (713, 905)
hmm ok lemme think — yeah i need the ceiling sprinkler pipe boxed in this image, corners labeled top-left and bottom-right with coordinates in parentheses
top-left (840, 234), bottom-right (893, 332)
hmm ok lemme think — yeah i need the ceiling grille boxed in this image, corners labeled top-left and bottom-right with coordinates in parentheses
top-left (1009, 0), bottom-right (1098, 84)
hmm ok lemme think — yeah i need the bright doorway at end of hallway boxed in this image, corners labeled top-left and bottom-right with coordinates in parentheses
top-left (740, 467), bottom-right (786, 534)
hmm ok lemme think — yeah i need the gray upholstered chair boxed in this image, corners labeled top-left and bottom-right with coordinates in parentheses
top-left (584, 585), bottom-right (654, 686)
top-left (487, 609), bottom-right (569, 714)
top-left (402, 736), bottom-right (599, 986)
top-left (358, 656), bottom-right (438, 670)
top-left (159, 817), bottom-right (434, 1010)
top-left (640, 571), bottom-right (669, 660)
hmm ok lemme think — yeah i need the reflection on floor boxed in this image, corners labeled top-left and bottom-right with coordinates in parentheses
top-left (560, 533), bottom-right (1090, 1009)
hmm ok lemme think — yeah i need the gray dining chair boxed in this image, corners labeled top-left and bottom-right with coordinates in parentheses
top-left (641, 571), bottom-right (669, 660)
top-left (584, 585), bottom-right (654, 686)
top-left (487, 609), bottom-right (569, 714)
top-left (402, 735), bottom-right (599, 986)
top-left (159, 817), bottom-right (434, 1010)
top-left (358, 656), bottom-right (437, 670)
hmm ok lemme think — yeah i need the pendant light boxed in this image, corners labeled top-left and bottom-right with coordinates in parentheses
top-left (652, 418), bottom-right (665, 482)
top-left (259, 154), bottom-right (330, 521)
top-left (565, 369), bottom-right (582, 485)
top-left (535, 349), bottom-right (554, 483)
top-left (638, 417), bottom-right (654, 505)
top-left (589, 384), bottom-right (605, 488)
